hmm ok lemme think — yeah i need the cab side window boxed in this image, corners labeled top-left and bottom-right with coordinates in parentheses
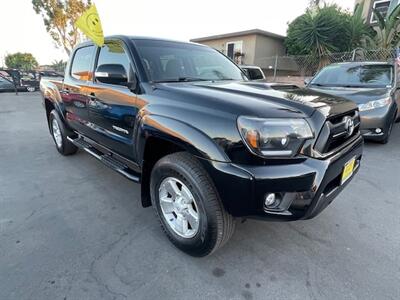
top-left (96, 41), bottom-right (131, 85)
top-left (70, 46), bottom-right (95, 81)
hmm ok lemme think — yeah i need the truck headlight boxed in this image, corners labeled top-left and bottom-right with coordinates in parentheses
top-left (358, 98), bottom-right (390, 112)
top-left (237, 116), bottom-right (313, 158)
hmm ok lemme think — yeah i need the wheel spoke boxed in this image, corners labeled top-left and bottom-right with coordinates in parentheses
top-left (177, 215), bottom-right (189, 234)
top-left (180, 186), bottom-right (193, 204)
top-left (185, 208), bottom-right (199, 231)
top-left (164, 179), bottom-right (181, 198)
top-left (159, 196), bottom-right (175, 214)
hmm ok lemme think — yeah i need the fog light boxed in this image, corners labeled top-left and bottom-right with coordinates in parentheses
top-left (264, 193), bottom-right (279, 208)
top-left (375, 128), bottom-right (382, 134)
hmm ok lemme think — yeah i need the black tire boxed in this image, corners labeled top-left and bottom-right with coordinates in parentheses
top-left (49, 110), bottom-right (78, 155)
top-left (150, 152), bottom-right (235, 257)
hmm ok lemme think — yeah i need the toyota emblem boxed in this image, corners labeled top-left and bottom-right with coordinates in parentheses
top-left (343, 116), bottom-right (355, 137)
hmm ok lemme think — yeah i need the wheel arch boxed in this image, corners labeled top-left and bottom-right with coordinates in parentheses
top-left (137, 114), bottom-right (230, 208)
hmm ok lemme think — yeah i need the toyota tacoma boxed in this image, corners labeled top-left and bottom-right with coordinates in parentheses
top-left (40, 36), bottom-right (363, 256)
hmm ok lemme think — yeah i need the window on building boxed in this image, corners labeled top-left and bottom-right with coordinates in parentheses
top-left (370, 0), bottom-right (391, 23)
top-left (226, 41), bottom-right (243, 63)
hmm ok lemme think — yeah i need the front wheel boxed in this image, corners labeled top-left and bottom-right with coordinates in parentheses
top-left (150, 152), bottom-right (235, 257)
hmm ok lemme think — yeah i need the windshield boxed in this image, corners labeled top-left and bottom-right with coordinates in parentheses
top-left (133, 39), bottom-right (246, 82)
top-left (245, 68), bottom-right (264, 80)
top-left (311, 64), bottom-right (393, 88)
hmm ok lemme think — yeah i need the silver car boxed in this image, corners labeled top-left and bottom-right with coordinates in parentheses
top-left (307, 62), bottom-right (399, 144)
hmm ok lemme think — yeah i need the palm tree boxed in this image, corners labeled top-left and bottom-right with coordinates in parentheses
top-left (347, 1), bottom-right (376, 49)
top-left (51, 60), bottom-right (67, 72)
top-left (373, 4), bottom-right (400, 48)
top-left (308, 0), bottom-right (322, 8)
top-left (289, 5), bottom-right (349, 67)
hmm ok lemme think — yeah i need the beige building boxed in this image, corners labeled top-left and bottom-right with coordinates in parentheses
top-left (355, 0), bottom-right (400, 25)
top-left (191, 29), bottom-right (287, 74)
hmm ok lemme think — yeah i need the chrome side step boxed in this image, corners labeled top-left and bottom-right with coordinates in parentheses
top-left (67, 136), bottom-right (140, 183)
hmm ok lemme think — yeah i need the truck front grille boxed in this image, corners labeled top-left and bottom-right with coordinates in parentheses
top-left (314, 110), bottom-right (361, 156)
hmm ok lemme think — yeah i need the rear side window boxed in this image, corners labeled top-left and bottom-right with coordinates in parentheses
top-left (71, 46), bottom-right (95, 81)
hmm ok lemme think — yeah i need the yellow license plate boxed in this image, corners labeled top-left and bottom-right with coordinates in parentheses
top-left (341, 158), bottom-right (356, 184)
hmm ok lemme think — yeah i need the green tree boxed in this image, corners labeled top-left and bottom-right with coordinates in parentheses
top-left (373, 4), bottom-right (400, 48)
top-left (347, 1), bottom-right (376, 49)
top-left (51, 59), bottom-right (67, 72)
top-left (308, 0), bottom-right (322, 8)
top-left (285, 3), bottom-right (373, 57)
top-left (32, 0), bottom-right (92, 56)
top-left (5, 53), bottom-right (39, 70)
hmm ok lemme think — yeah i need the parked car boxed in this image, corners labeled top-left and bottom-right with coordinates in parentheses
top-left (0, 69), bottom-right (39, 92)
top-left (40, 71), bottom-right (64, 78)
top-left (241, 65), bottom-right (266, 81)
top-left (0, 76), bottom-right (16, 92)
top-left (307, 62), bottom-right (399, 143)
top-left (40, 36), bottom-right (363, 256)
top-left (20, 70), bottom-right (40, 92)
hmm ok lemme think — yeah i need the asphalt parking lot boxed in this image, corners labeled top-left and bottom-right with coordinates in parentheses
top-left (0, 92), bottom-right (399, 300)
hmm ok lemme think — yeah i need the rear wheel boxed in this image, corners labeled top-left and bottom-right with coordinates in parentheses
top-left (150, 152), bottom-right (235, 257)
top-left (49, 110), bottom-right (78, 155)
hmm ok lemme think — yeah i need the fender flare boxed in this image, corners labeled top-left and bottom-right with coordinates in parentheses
top-left (137, 114), bottom-right (230, 163)
top-left (42, 81), bottom-right (67, 122)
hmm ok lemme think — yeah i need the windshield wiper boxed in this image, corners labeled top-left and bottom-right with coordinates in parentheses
top-left (310, 83), bottom-right (326, 87)
top-left (153, 77), bottom-right (209, 83)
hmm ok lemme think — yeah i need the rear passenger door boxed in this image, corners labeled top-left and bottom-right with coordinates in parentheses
top-left (87, 40), bottom-right (139, 160)
top-left (63, 45), bottom-right (96, 136)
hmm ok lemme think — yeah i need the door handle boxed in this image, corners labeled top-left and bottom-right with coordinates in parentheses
top-left (88, 93), bottom-right (109, 110)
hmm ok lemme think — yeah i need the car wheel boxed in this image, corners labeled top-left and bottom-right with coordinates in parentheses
top-left (150, 152), bottom-right (235, 257)
top-left (49, 110), bottom-right (78, 155)
top-left (27, 87), bottom-right (35, 92)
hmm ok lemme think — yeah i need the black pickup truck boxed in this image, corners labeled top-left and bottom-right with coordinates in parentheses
top-left (40, 36), bottom-right (363, 256)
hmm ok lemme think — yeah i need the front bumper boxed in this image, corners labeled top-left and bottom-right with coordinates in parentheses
top-left (200, 135), bottom-right (363, 221)
top-left (359, 105), bottom-right (396, 140)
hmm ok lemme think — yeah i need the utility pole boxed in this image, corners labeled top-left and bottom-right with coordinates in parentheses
top-left (273, 55), bottom-right (278, 82)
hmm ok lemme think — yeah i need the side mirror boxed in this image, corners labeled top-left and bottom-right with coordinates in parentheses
top-left (304, 78), bottom-right (311, 86)
top-left (95, 64), bottom-right (127, 85)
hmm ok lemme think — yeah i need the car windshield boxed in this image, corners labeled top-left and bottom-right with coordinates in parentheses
top-left (133, 39), bottom-right (246, 82)
top-left (245, 68), bottom-right (264, 80)
top-left (311, 64), bottom-right (393, 88)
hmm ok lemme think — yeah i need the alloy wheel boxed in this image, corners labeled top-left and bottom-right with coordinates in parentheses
top-left (158, 177), bottom-right (200, 238)
top-left (52, 119), bottom-right (63, 148)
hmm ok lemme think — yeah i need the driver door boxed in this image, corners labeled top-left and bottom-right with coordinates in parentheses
top-left (87, 40), bottom-right (139, 161)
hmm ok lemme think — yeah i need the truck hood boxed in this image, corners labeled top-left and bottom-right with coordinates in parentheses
top-left (308, 86), bottom-right (391, 104)
top-left (155, 81), bottom-right (356, 119)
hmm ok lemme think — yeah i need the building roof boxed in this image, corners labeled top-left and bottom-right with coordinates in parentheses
top-left (190, 29), bottom-right (285, 43)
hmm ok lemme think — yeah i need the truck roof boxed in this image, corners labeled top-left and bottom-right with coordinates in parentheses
top-left (76, 35), bottom-right (206, 48)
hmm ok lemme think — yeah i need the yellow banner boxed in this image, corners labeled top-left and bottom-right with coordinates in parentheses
top-left (75, 4), bottom-right (104, 47)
